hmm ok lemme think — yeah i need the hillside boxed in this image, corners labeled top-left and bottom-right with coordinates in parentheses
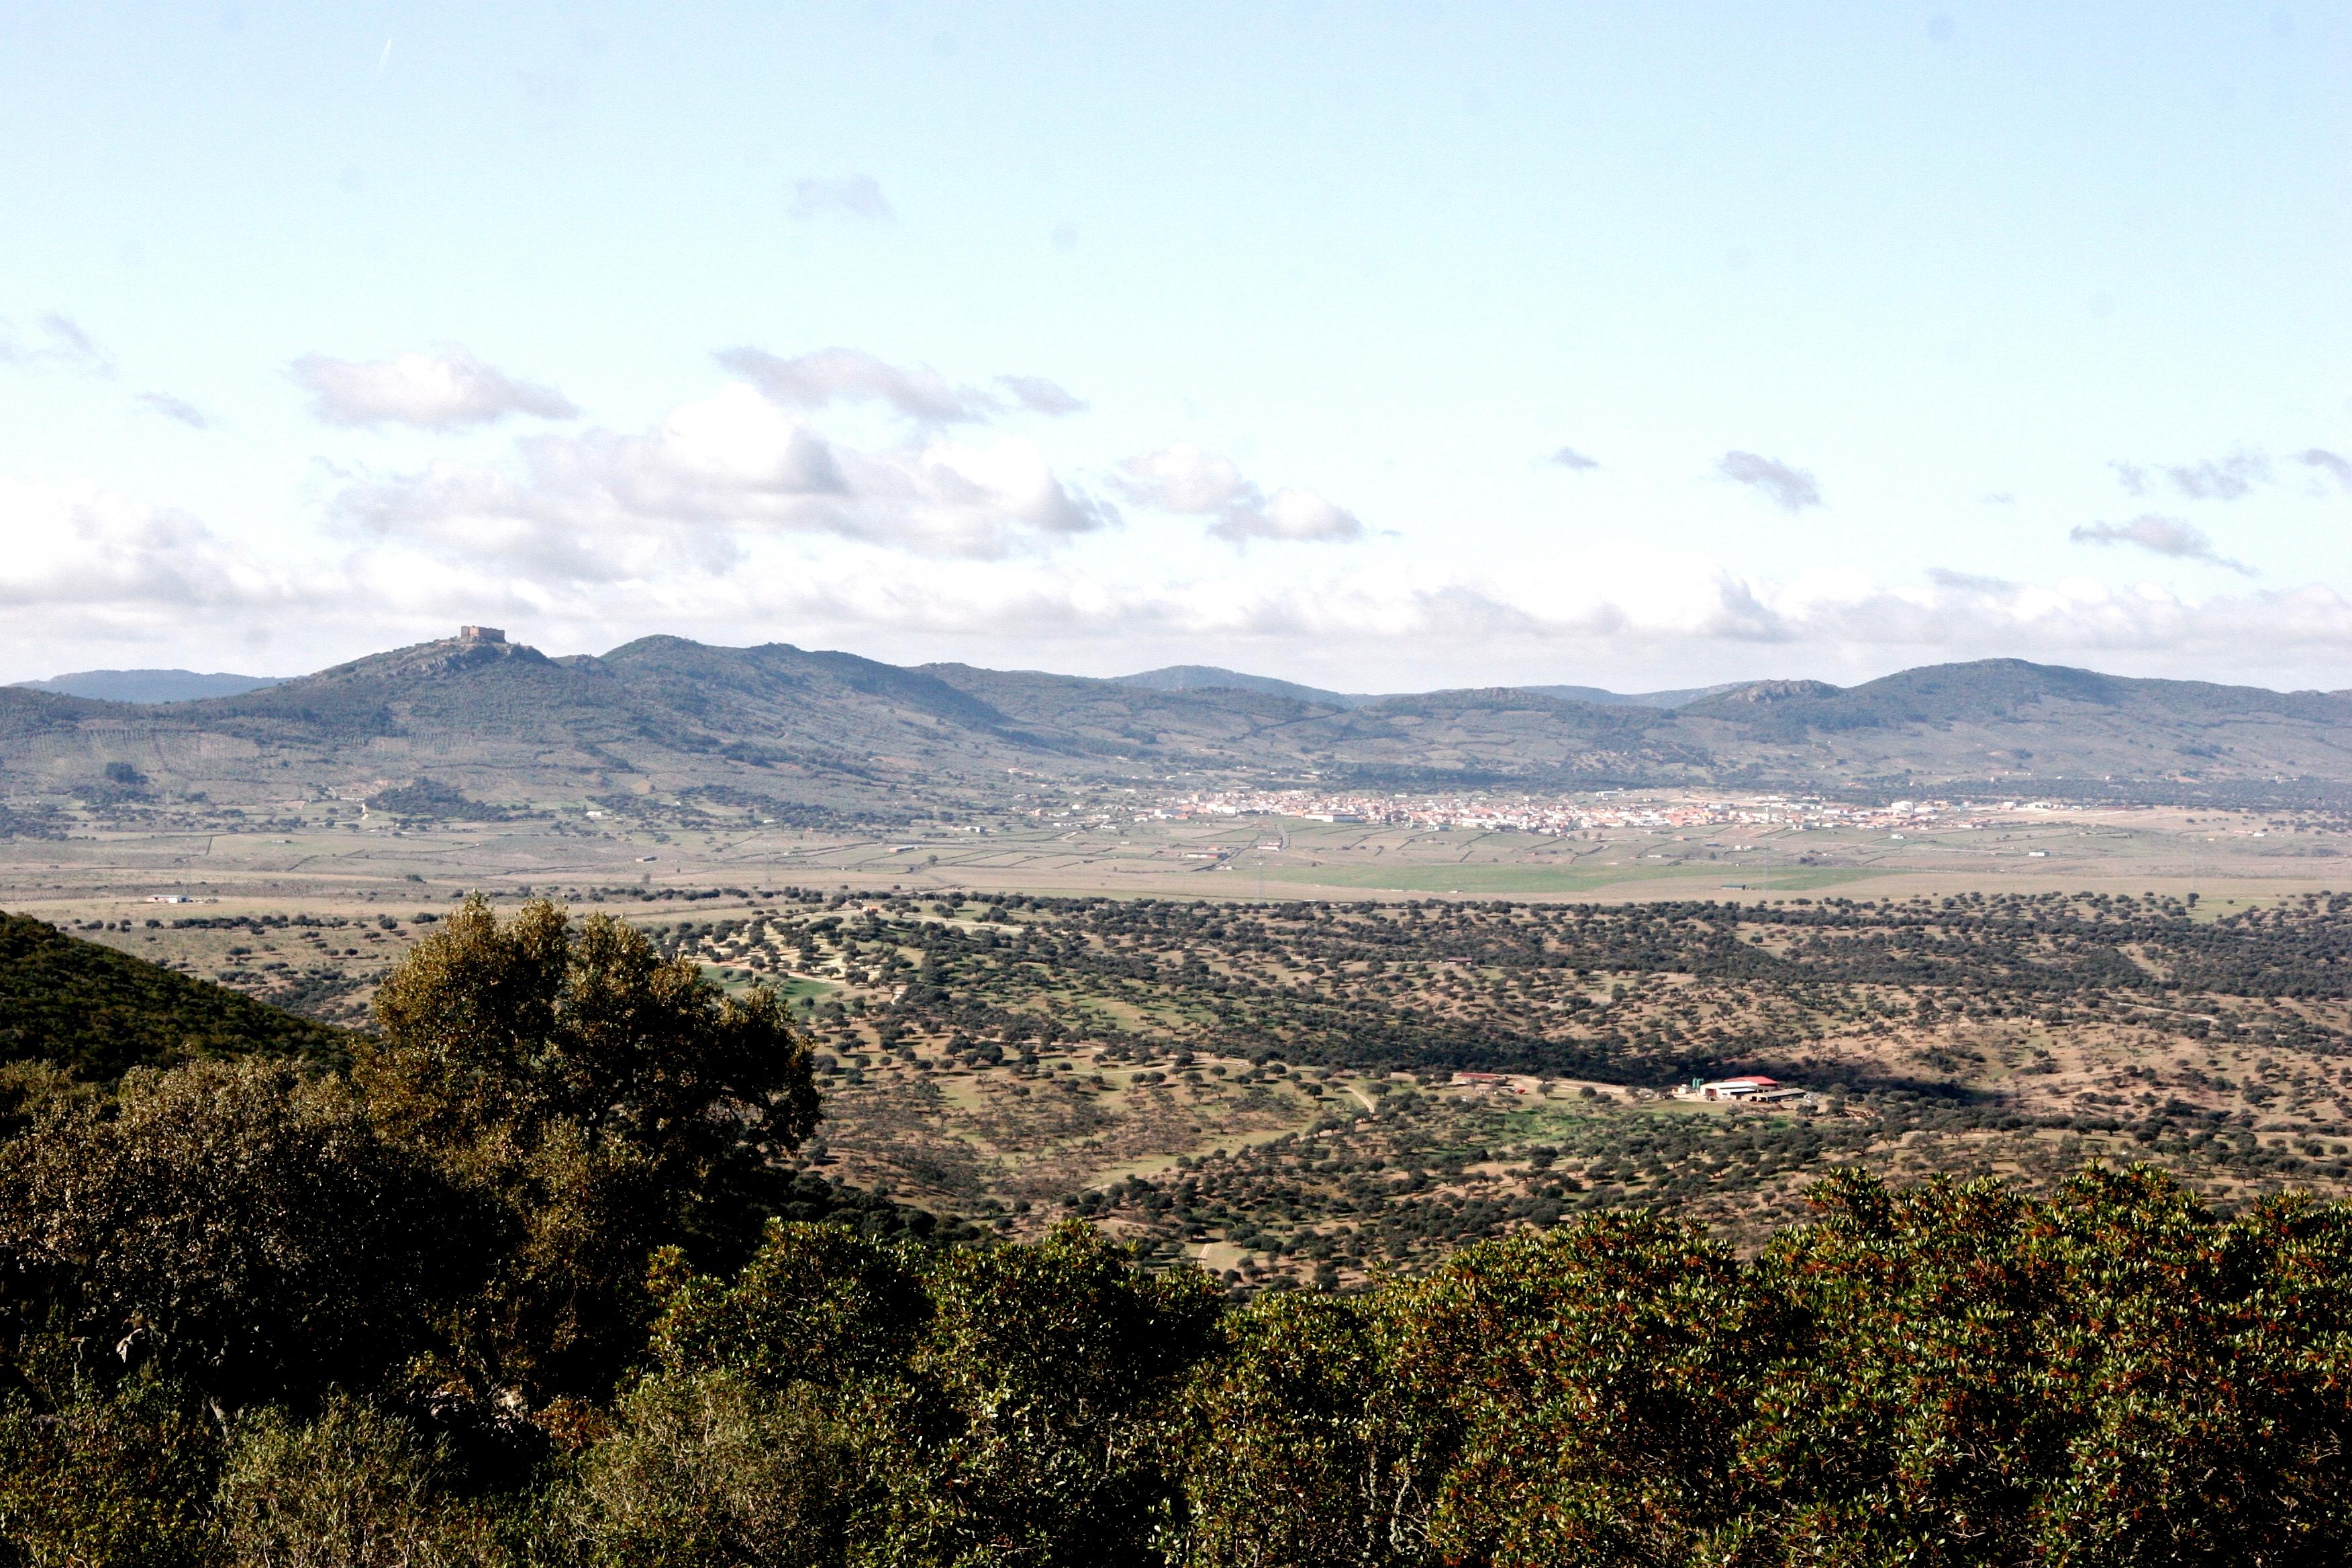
top-left (1115, 666), bottom-right (1743, 711)
top-left (11, 669), bottom-right (284, 703)
top-left (1113, 664), bottom-right (1377, 707)
top-left (1671, 663), bottom-right (2352, 794)
top-left (0, 911), bottom-right (349, 1079)
top-left (4, 633), bottom-right (2352, 826)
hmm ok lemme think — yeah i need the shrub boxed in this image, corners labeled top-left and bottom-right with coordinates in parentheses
top-left (217, 1393), bottom-right (489, 1568)
top-left (549, 1371), bottom-right (846, 1568)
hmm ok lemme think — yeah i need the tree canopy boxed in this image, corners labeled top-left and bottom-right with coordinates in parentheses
top-left (3, 897), bottom-right (2349, 1564)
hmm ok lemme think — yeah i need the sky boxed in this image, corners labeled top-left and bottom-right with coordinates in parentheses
top-left (1, 2), bottom-right (2347, 693)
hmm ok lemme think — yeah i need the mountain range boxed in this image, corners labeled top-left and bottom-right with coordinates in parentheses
top-left (12, 669), bottom-right (284, 703)
top-left (5, 630), bottom-right (2351, 827)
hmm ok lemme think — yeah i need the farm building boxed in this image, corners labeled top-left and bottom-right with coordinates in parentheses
top-left (1675, 1074), bottom-right (1802, 1102)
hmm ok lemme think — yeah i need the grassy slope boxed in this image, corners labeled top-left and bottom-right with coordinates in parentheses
top-left (0, 911), bottom-right (350, 1079)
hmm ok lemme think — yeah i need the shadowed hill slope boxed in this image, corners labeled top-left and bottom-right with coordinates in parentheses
top-left (0, 912), bottom-right (350, 1079)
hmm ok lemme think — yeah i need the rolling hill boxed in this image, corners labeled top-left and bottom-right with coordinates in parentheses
top-left (0, 911), bottom-right (350, 1079)
top-left (3, 630), bottom-right (2351, 825)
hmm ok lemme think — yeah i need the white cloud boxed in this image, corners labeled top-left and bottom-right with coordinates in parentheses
top-left (36, 313), bottom-right (113, 376)
top-left (1236, 489), bottom-right (1364, 544)
top-left (0, 479), bottom-right (291, 618)
top-left (716, 347), bottom-right (963, 422)
top-left (1115, 444), bottom-right (1363, 544)
top-left (715, 345), bottom-right (1062, 426)
top-left (1716, 450), bottom-right (1822, 511)
top-left (996, 375), bottom-right (1089, 416)
top-left (336, 382), bottom-right (1112, 572)
top-left (134, 391), bottom-right (211, 430)
top-left (0, 313), bottom-right (115, 377)
top-left (716, 348), bottom-right (1088, 425)
top-left (1118, 444), bottom-right (1249, 513)
top-left (2070, 513), bottom-right (2252, 575)
top-left (789, 175), bottom-right (893, 221)
top-left (2114, 449), bottom-right (2276, 501)
top-left (2164, 452), bottom-right (2271, 500)
top-left (291, 346), bottom-right (580, 430)
top-left (2299, 448), bottom-right (2352, 491)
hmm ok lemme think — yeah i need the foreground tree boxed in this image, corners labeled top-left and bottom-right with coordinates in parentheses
top-left (360, 897), bottom-right (821, 1403)
top-left (636, 1220), bottom-right (1220, 1567)
top-left (1749, 1165), bottom-right (2352, 1563)
top-left (0, 1057), bottom-right (468, 1410)
top-left (1173, 1168), bottom-right (2352, 1566)
top-left (1177, 1291), bottom-right (1442, 1568)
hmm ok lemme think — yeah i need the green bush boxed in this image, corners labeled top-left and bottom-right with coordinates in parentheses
top-left (217, 1393), bottom-right (491, 1568)
top-left (360, 897), bottom-right (822, 1403)
top-left (652, 1220), bottom-right (1220, 1567)
top-left (0, 1059), bottom-right (471, 1409)
top-left (549, 1371), bottom-right (846, 1568)
top-left (0, 1370), bottom-right (221, 1568)
top-left (1169, 1167), bottom-right (2352, 1565)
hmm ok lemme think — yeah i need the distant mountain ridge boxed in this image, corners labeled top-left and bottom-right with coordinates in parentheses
top-left (1114, 665), bottom-right (1743, 710)
top-left (14, 669), bottom-right (283, 703)
top-left (1114, 665), bottom-right (1379, 707)
top-left (5, 632), bottom-right (2352, 822)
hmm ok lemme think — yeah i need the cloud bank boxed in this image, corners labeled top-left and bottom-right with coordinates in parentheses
top-left (13, 329), bottom-right (2352, 691)
top-left (335, 382), bottom-right (1111, 569)
top-left (0, 479), bottom-right (295, 622)
top-left (19, 460), bottom-right (2352, 691)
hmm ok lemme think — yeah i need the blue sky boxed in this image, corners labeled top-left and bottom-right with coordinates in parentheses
top-left (2, 2), bottom-right (2347, 691)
